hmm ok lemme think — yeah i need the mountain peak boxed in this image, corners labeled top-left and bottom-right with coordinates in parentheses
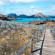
top-left (34, 13), bottom-right (48, 18)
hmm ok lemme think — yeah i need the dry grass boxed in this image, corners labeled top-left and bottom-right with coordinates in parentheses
top-left (46, 21), bottom-right (55, 26)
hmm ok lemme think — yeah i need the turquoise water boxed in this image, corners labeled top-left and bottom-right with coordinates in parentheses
top-left (16, 18), bottom-right (55, 22)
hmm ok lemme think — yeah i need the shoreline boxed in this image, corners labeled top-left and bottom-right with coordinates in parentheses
top-left (28, 21), bottom-right (55, 26)
top-left (0, 20), bottom-right (55, 27)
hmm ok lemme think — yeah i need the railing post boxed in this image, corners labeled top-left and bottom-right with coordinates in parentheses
top-left (31, 38), bottom-right (34, 55)
top-left (39, 31), bottom-right (45, 55)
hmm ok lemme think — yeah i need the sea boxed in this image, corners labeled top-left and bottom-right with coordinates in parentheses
top-left (16, 18), bottom-right (55, 22)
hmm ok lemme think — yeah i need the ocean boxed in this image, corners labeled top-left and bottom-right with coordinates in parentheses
top-left (16, 18), bottom-right (55, 22)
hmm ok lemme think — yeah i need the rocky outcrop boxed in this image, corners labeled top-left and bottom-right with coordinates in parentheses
top-left (0, 14), bottom-right (7, 20)
top-left (28, 20), bottom-right (55, 25)
top-left (28, 21), bottom-right (46, 25)
top-left (0, 14), bottom-right (16, 21)
top-left (34, 13), bottom-right (48, 18)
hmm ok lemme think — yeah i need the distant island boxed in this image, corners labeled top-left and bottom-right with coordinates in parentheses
top-left (0, 13), bottom-right (55, 21)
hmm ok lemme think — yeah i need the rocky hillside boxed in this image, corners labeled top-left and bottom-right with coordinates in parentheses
top-left (34, 13), bottom-right (48, 18)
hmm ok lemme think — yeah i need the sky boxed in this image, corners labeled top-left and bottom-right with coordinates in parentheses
top-left (0, 0), bottom-right (55, 15)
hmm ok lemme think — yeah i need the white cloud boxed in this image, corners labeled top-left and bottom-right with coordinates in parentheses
top-left (48, 11), bottom-right (55, 15)
top-left (9, 0), bottom-right (50, 3)
top-left (49, 4), bottom-right (55, 12)
top-left (1, 0), bottom-right (54, 6)
top-left (47, 4), bottom-right (55, 15)
top-left (0, 0), bottom-right (49, 4)
top-left (51, 5), bottom-right (55, 10)
top-left (0, 0), bottom-right (54, 4)
top-left (9, 0), bottom-right (36, 3)
top-left (0, 0), bottom-right (36, 4)
top-left (0, 1), bottom-right (5, 5)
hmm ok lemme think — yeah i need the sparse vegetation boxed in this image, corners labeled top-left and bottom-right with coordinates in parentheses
top-left (0, 20), bottom-right (43, 55)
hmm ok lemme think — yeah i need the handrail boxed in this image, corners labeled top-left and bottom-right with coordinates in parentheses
top-left (31, 29), bottom-right (46, 55)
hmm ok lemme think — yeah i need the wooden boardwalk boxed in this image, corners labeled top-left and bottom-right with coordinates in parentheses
top-left (42, 28), bottom-right (55, 55)
top-left (33, 27), bottom-right (55, 55)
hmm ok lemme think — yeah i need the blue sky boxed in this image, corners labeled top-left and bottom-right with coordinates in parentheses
top-left (0, 0), bottom-right (55, 15)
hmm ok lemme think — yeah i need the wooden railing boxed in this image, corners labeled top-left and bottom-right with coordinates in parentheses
top-left (31, 29), bottom-right (46, 55)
